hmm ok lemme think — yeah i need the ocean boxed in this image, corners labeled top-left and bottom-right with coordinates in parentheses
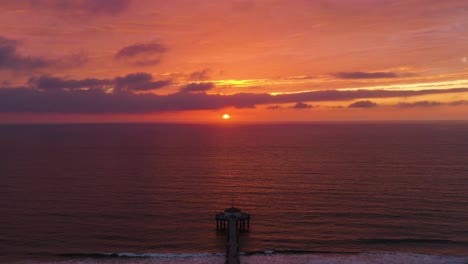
top-left (1, 123), bottom-right (468, 264)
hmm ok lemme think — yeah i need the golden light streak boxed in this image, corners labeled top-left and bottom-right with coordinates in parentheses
top-left (212, 79), bottom-right (271, 87)
top-left (211, 76), bottom-right (328, 88)
top-left (269, 79), bottom-right (468, 96)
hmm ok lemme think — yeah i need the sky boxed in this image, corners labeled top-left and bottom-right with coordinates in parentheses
top-left (1, 0), bottom-right (468, 123)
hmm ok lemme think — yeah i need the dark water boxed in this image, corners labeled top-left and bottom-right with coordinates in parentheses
top-left (1, 123), bottom-right (468, 263)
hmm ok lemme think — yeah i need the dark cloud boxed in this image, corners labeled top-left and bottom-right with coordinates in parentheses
top-left (114, 42), bottom-right (167, 66)
top-left (333, 71), bottom-right (399, 79)
top-left (115, 43), bottom-right (166, 58)
top-left (1, 84), bottom-right (468, 114)
top-left (111, 72), bottom-right (171, 92)
top-left (111, 72), bottom-right (172, 91)
top-left (5, 0), bottom-right (131, 16)
top-left (398, 101), bottom-right (442, 108)
top-left (189, 69), bottom-right (211, 80)
top-left (131, 80), bottom-right (171, 91)
top-left (180, 82), bottom-right (215, 93)
top-left (291, 102), bottom-right (313, 109)
top-left (114, 72), bottom-right (152, 90)
top-left (0, 36), bottom-right (88, 71)
top-left (29, 72), bottom-right (170, 92)
top-left (0, 36), bottom-right (50, 71)
top-left (57, 0), bottom-right (131, 15)
top-left (397, 100), bottom-right (468, 108)
top-left (348, 100), bottom-right (378, 108)
top-left (449, 100), bottom-right (468, 106)
top-left (29, 76), bottom-right (111, 91)
top-left (267, 105), bottom-right (282, 110)
top-left (265, 88), bottom-right (468, 104)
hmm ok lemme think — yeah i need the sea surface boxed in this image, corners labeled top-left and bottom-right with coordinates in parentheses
top-left (1, 122), bottom-right (468, 264)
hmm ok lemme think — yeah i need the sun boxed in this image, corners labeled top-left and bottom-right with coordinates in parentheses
top-left (222, 114), bottom-right (230, 120)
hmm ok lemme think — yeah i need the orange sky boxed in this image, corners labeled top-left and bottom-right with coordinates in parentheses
top-left (0, 0), bottom-right (468, 123)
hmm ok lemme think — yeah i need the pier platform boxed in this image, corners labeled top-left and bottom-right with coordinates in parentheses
top-left (215, 207), bottom-right (250, 264)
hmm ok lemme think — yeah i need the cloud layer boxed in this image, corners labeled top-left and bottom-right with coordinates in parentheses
top-left (291, 102), bottom-right (313, 109)
top-left (114, 73), bottom-right (171, 91)
top-left (28, 72), bottom-right (171, 92)
top-left (348, 100), bottom-right (378, 108)
top-left (180, 82), bottom-right (215, 93)
top-left (189, 69), bottom-right (211, 80)
top-left (0, 36), bottom-right (88, 72)
top-left (1, 80), bottom-right (468, 113)
top-left (2, 0), bottom-right (131, 15)
top-left (333, 72), bottom-right (400, 79)
top-left (115, 42), bottom-right (167, 66)
top-left (0, 37), bottom-right (50, 71)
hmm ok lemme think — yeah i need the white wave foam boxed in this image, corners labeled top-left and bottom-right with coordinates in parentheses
top-left (22, 252), bottom-right (468, 264)
top-left (102, 252), bottom-right (224, 258)
top-left (242, 252), bottom-right (468, 264)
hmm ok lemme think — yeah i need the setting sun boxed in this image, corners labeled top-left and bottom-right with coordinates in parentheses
top-left (222, 114), bottom-right (230, 120)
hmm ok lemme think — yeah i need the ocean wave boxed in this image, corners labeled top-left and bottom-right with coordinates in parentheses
top-left (32, 252), bottom-right (468, 264)
top-left (240, 249), bottom-right (357, 255)
top-left (59, 249), bottom-right (358, 259)
top-left (358, 238), bottom-right (468, 245)
top-left (59, 252), bottom-right (224, 258)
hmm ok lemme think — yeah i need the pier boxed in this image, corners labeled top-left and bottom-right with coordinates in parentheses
top-left (215, 207), bottom-right (250, 264)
